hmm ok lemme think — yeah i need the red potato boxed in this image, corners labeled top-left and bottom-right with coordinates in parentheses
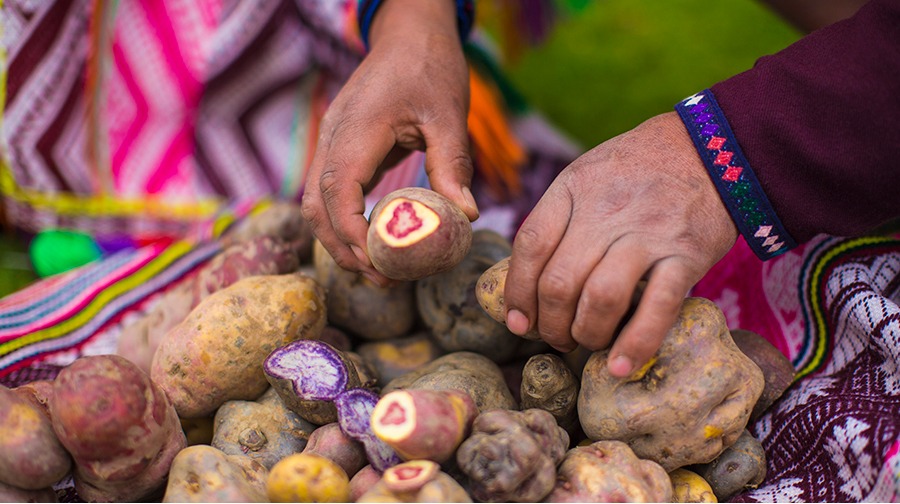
top-left (50, 355), bottom-right (186, 502)
top-left (302, 422), bottom-right (369, 478)
top-left (366, 187), bottom-right (473, 281)
top-left (371, 389), bottom-right (477, 463)
top-left (0, 385), bottom-right (71, 490)
top-left (349, 465), bottom-right (382, 502)
top-left (356, 460), bottom-right (472, 503)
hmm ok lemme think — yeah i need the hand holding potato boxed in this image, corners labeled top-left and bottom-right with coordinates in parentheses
top-left (300, 0), bottom-right (478, 286)
top-left (504, 112), bottom-right (738, 377)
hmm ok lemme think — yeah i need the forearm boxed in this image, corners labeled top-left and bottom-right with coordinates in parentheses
top-left (369, 0), bottom-right (460, 48)
top-left (679, 0), bottom-right (900, 255)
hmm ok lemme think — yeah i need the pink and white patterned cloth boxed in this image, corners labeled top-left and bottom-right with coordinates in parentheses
top-left (693, 235), bottom-right (900, 502)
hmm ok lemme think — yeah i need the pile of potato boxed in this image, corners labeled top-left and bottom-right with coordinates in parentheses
top-left (0, 193), bottom-right (796, 503)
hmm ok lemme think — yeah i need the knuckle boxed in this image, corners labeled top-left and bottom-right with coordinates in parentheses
top-left (537, 269), bottom-right (573, 302)
top-left (514, 225), bottom-right (549, 258)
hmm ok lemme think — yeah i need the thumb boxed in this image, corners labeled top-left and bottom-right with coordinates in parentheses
top-left (421, 123), bottom-right (479, 221)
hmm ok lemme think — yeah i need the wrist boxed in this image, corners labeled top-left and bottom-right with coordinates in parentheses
top-left (366, 0), bottom-right (464, 49)
top-left (674, 90), bottom-right (796, 260)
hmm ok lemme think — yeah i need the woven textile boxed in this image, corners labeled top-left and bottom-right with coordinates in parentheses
top-left (693, 235), bottom-right (900, 502)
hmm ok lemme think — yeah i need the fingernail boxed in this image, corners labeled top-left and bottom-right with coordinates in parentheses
top-left (349, 244), bottom-right (369, 264)
top-left (608, 356), bottom-right (634, 377)
top-left (461, 186), bottom-right (479, 217)
top-left (506, 309), bottom-right (529, 335)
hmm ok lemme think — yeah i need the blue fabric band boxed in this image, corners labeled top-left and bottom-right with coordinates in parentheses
top-left (357, 0), bottom-right (475, 51)
top-left (675, 89), bottom-right (797, 260)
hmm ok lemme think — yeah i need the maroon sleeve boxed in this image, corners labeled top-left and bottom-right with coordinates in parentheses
top-left (710, 0), bottom-right (900, 243)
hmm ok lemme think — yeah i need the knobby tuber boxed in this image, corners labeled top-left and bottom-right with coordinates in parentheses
top-left (520, 353), bottom-right (580, 435)
top-left (211, 387), bottom-right (317, 470)
top-left (578, 297), bottom-right (764, 471)
top-left (546, 440), bottom-right (673, 503)
top-left (162, 445), bottom-right (268, 503)
top-left (456, 408), bottom-right (569, 503)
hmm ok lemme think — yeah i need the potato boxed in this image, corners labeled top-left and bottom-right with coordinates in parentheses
top-left (356, 332), bottom-right (445, 387)
top-left (163, 445), bottom-right (268, 503)
top-left (212, 388), bottom-right (317, 470)
top-left (50, 355), bottom-right (186, 502)
top-left (0, 385), bottom-right (71, 490)
top-left (670, 468), bottom-right (717, 503)
top-left (416, 230), bottom-right (524, 363)
top-left (578, 297), bottom-right (765, 471)
top-left (383, 351), bottom-right (517, 412)
top-left (475, 257), bottom-right (540, 340)
top-left (546, 441), bottom-right (673, 502)
top-left (117, 235), bottom-right (300, 374)
top-left (266, 453), bottom-right (350, 503)
top-left (691, 429), bottom-right (766, 501)
top-left (730, 329), bottom-right (796, 420)
top-left (313, 239), bottom-right (416, 340)
top-left (356, 460), bottom-right (471, 503)
top-left (366, 187), bottom-right (473, 281)
top-left (151, 272), bottom-right (327, 418)
top-left (0, 480), bottom-right (59, 503)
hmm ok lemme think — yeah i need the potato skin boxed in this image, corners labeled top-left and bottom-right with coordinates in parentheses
top-left (366, 187), bottom-right (473, 281)
top-left (212, 388), bottom-right (317, 470)
top-left (50, 355), bottom-right (186, 502)
top-left (416, 230), bottom-right (523, 363)
top-left (383, 351), bottom-right (517, 412)
top-left (0, 385), bottom-right (71, 490)
top-left (547, 441), bottom-right (673, 503)
top-left (151, 273), bottom-right (327, 418)
top-left (578, 297), bottom-right (764, 471)
top-left (313, 239), bottom-right (416, 341)
top-left (163, 445), bottom-right (269, 503)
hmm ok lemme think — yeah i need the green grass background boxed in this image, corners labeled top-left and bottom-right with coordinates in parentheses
top-left (0, 1), bottom-right (800, 297)
top-left (503, 0), bottom-right (800, 148)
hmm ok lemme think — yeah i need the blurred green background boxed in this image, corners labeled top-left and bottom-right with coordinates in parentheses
top-left (0, 0), bottom-right (801, 297)
top-left (502, 0), bottom-right (800, 148)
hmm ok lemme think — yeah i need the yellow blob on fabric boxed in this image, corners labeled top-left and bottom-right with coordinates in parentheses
top-left (29, 230), bottom-right (103, 278)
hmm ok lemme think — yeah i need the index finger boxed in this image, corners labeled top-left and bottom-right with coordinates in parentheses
top-left (302, 120), bottom-right (397, 283)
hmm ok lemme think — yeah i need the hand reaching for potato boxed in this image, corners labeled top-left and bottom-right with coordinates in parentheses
top-left (503, 112), bottom-right (738, 378)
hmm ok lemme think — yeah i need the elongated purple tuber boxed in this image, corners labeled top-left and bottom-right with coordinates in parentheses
top-left (335, 388), bottom-right (402, 472)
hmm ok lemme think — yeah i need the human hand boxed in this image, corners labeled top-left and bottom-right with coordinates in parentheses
top-left (503, 112), bottom-right (738, 378)
top-left (300, 0), bottom-right (479, 285)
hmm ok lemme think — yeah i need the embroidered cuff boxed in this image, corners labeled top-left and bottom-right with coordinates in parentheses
top-left (357, 0), bottom-right (475, 51)
top-left (674, 89), bottom-right (797, 260)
